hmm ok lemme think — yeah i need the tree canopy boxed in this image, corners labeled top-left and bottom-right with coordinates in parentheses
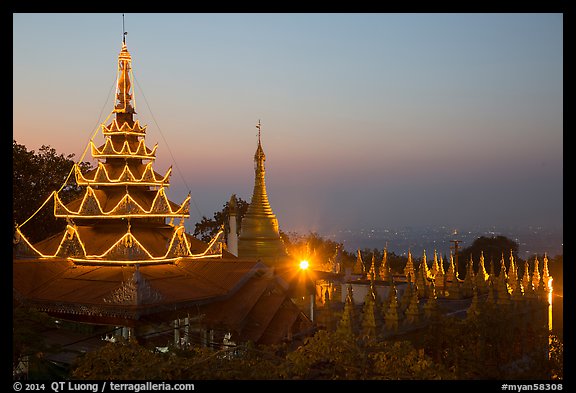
top-left (13, 141), bottom-right (92, 243)
top-left (193, 197), bottom-right (250, 243)
top-left (458, 235), bottom-right (520, 276)
top-left (69, 308), bottom-right (562, 380)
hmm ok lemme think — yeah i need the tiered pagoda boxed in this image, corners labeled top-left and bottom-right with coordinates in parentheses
top-left (15, 36), bottom-right (207, 265)
top-left (13, 35), bottom-right (312, 347)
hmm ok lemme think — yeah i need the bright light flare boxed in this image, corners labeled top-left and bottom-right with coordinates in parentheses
top-left (299, 260), bottom-right (309, 270)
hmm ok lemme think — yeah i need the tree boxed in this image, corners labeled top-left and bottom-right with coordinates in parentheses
top-left (193, 197), bottom-right (249, 242)
top-left (71, 329), bottom-right (454, 380)
top-left (419, 302), bottom-right (558, 380)
top-left (69, 305), bottom-right (562, 380)
top-left (458, 235), bottom-right (519, 276)
top-left (72, 338), bottom-right (286, 380)
top-left (387, 251), bottom-right (409, 274)
top-left (13, 306), bottom-right (64, 379)
top-left (71, 338), bottom-right (180, 380)
top-left (282, 329), bottom-right (453, 379)
top-left (13, 141), bottom-right (92, 243)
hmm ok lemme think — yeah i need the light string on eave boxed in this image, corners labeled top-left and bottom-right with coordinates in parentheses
top-left (16, 78), bottom-right (117, 230)
top-left (132, 74), bottom-right (204, 222)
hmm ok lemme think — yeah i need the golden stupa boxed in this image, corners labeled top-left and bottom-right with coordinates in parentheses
top-left (237, 121), bottom-right (288, 265)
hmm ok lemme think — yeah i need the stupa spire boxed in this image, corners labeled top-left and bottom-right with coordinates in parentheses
top-left (416, 254), bottom-right (429, 298)
top-left (446, 252), bottom-right (462, 299)
top-left (237, 121), bottom-right (287, 263)
top-left (368, 252), bottom-right (377, 281)
top-left (404, 281), bottom-right (422, 326)
top-left (431, 249), bottom-right (440, 278)
top-left (384, 278), bottom-right (403, 332)
top-left (508, 250), bottom-right (518, 292)
top-left (379, 245), bottom-right (390, 281)
top-left (353, 249), bottom-right (365, 276)
top-left (542, 253), bottom-right (552, 292)
top-left (337, 285), bottom-right (357, 337)
top-left (115, 20), bottom-right (134, 115)
top-left (361, 284), bottom-right (378, 339)
top-left (475, 251), bottom-right (489, 294)
top-left (434, 252), bottom-right (446, 295)
top-left (532, 255), bottom-right (541, 290)
top-left (404, 249), bottom-right (416, 282)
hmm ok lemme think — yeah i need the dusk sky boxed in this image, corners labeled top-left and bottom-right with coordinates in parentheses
top-left (13, 13), bottom-right (563, 237)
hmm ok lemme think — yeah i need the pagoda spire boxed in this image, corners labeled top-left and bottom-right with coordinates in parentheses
top-left (379, 245), bottom-right (390, 281)
top-left (421, 249), bottom-right (430, 279)
top-left (542, 253), bottom-right (552, 292)
top-left (353, 249), bottom-right (365, 276)
top-left (404, 249), bottom-right (416, 282)
top-left (384, 278), bottom-right (403, 333)
top-left (404, 280), bottom-right (422, 326)
top-left (532, 255), bottom-right (541, 290)
top-left (416, 255), bottom-right (429, 298)
top-left (475, 251), bottom-right (489, 294)
top-left (337, 284), bottom-right (357, 337)
top-left (496, 253), bottom-right (511, 305)
top-left (361, 283), bottom-right (377, 339)
top-left (380, 266), bottom-right (393, 315)
top-left (114, 28), bottom-right (135, 115)
top-left (522, 260), bottom-right (531, 292)
top-left (431, 249), bottom-right (440, 278)
top-left (368, 252), bottom-right (377, 281)
top-left (508, 250), bottom-right (519, 293)
top-left (237, 120), bottom-right (287, 264)
top-left (423, 280), bottom-right (440, 319)
top-left (434, 252), bottom-right (446, 296)
top-left (446, 253), bottom-right (462, 299)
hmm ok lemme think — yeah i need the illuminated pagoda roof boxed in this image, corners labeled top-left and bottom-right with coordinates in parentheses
top-left (15, 37), bottom-right (195, 264)
top-left (13, 33), bottom-right (312, 345)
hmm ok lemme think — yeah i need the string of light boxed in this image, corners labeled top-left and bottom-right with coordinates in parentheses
top-left (54, 186), bottom-right (190, 218)
top-left (133, 75), bottom-right (204, 222)
top-left (15, 224), bottom-right (224, 262)
top-left (75, 161), bottom-right (171, 186)
top-left (90, 138), bottom-right (157, 159)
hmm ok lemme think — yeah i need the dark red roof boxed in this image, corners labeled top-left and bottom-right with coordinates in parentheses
top-left (13, 255), bottom-right (312, 344)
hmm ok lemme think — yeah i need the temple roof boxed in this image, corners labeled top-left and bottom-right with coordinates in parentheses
top-left (14, 257), bottom-right (266, 318)
top-left (13, 256), bottom-right (312, 341)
